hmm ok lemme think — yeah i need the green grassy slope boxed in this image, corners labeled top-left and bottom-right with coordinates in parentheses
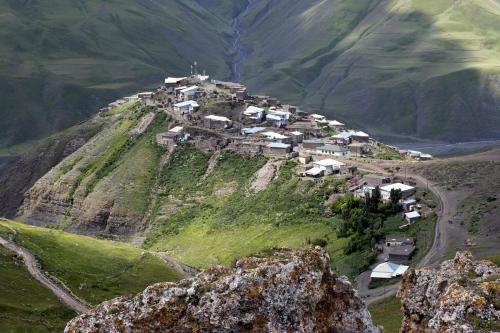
top-left (143, 146), bottom-right (370, 277)
top-left (0, 220), bottom-right (183, 306)
top-left (0, 0), bottom-right (237, 148)
top-left (0, 246), bottom-right (75, 333)
top-left (239, 0), bottom-right (500, 141)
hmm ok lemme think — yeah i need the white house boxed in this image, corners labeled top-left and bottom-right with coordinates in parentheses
top-left (370, 262), bottom-right (409, 279)
top-left (380, 183), bottom-right (416, 201)
top-left (174, 100), bottom-right (199, 114)
top-left (243, 106), bottom-right (265, 120)
top-left (266, 110), bottom-right (290, 127)
top-left (404, 211), bottom-right (421, 223)
top-left (261, 131), bottom-right (291, 144)
top-left (180, 86), bottom-right (200, 99)
top-left (313, 159), bottom-right (346, 175)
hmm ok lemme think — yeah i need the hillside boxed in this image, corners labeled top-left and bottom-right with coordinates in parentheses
top-left (0, 219), bottom-right (184, 332)
top-left (0, 0), bottom-right (239, 147)
top-left (1, 1), bottom-right (499, 149)
top-left (238, 0), bottom-right (500, 142)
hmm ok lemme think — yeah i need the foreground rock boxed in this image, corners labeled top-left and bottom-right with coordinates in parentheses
top-left (398, 251), bottom-right (500, 333)
top-left (65, 247), bottom-right (380, 333)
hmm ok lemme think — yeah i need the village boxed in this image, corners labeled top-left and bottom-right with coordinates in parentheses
top-left (101, 71), bottom-right (436, 286)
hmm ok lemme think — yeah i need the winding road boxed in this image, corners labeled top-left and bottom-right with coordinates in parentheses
top-left (0, 235), bottom-right (90, 314)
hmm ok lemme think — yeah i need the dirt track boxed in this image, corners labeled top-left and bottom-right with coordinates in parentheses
top-left (0, 235), bottom-right (90, 314)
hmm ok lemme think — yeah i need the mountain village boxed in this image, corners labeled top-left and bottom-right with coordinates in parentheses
top-left (98, 72), bottom-right (439, 286)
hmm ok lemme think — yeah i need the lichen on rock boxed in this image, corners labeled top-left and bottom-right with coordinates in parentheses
top-left (398, 251), bottom-right (500, 333)
top-left (65, 247), bottom-right (380, 333)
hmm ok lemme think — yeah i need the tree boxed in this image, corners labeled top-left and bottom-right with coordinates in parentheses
top-left (390, 189), bottom-right (403, 211)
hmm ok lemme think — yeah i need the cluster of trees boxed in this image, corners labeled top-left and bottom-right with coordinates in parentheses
top-left (332, 187), bottom-right (402, 255)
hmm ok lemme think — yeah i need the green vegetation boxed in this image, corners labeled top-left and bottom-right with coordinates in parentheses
top-left (369, 297), bottom-right (403, 333)
top-left (0, 246), bottom-right (75, 333)
top-left (145, 150), bottom-right (371, 277)
top-left (0, 220), bottom-right (183, 306)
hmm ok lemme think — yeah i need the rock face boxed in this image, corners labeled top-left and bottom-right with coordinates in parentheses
top-left (398, 251), bottom-right (500, 333)
top-left (65, 247), bottom-right (380, 333)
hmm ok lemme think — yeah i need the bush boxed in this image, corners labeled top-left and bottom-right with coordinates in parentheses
top-left (311, 238), bottom-right (328, 248)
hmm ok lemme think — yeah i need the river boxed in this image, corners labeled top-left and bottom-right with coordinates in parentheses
top-left (230, 0), bottom-right (253, 82)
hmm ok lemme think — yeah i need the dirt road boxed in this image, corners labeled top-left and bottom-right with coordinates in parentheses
top-left (0, 235), bottom-right (90, 314)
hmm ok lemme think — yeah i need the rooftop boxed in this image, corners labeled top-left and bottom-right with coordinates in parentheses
top-left (405, 211), bottom-right (421, 219)
top-left (169, 126), bottom-right (184, 133)
top-left (267, 142), bottom-right (291, 149)
top-left (174, 100), bottom-right (199, 108)
top-left (165, 77), bottom-right (187, 84)
top-left (314, 159), bottom-right (346, 167)
top-left (380, 183), bottom-right (415, 193)
top-left (205, 115), bottom-right (231, 122)
top-left (242, 127), bottom-right (266, 135)
top-left (244, 106), bottom-right (265, 114)
top-left (387, 245), bottom-right (416, 256)
top-left (318, 144), bottom-right (350, 153)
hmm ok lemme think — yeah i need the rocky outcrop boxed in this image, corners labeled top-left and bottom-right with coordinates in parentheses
top-left (65, 247), bottom-right (380, 333)
top-left (398, 251), bottom-right (500, 333)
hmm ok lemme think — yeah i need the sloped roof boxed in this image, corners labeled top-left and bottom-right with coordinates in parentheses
top-left (267, 143), bottom-right (291, 149)
top-left (174, 100), bottom-right (199, 108)
top-left (381, 183), bottom-right (415, 193)
top-left (165, 77), bottom-right (187, 84)
top-left (314, 159), bottom-right (345, 167)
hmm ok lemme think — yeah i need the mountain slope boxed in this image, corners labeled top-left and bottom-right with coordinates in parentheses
top-left (0, 0), bottom-right (238, 147)
top-left (238, 0), bottom-right (500, 141)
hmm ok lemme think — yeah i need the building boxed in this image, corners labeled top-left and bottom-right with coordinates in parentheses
top-left (310, 114), bottom-right (326, 122)
top-left (180, 86), bottom-right (201, 99)
top-left (261, 131), bottom-right (291, 144)
top-left (387, 245), bottom-right (416, 261)
top-left (380, 183), bottom-right (416, 201)
top-left (264, 143), bottom-right (292, 157)
top-left (137, 92), bottom-right (154, 100)
top-left (402, 199), bottom-right (417, 212)
top-left (370, 262), bottom-right (409, 279)
top-left (164, 77), bottom-right (188, 92)
top-left (298, 155), bottom-right (313, 164)
top-left (266, 110), bottom-right (290, 127)
top-left (350, 131), bottom-right (370, 143)
top-left (385, 236), bottom-right (415, 247)
top-left (267, 98), bottom-right (278, 107)
top-left (302, 139), bottom-right (325, 150)
top-left (290, 131), bottom-right (304, 144)
top-left (363, 174), bottom-right (391, 187)
top-left (316, 144), bottom-right (351, 157)
top-left (305, 167), bottom-right (324, 178)
top-left (174, 100), bottom-right (199, 115)
top-left (348, 143), bottom-right (371, 156)
top-left (241, 127), bottom-right (266, 136)
top-left (329, 120), bottom-right (346, 131)
top-left (313, 159), bottom-right (345, 175)
top-left (331, 131), bottom-right (352, 145)
top-left (243, 106), bottom-right (265, 121)
top-left (404, 211), bottom-right (421, 223)
top-left (204, 115), bottom-right (233, 129)
top-left (156, 126), bottom-right (188, 147)
top-left (418, 153), bottom-right (433, 161)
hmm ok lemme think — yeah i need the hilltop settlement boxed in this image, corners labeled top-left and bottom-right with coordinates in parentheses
top-left (98, 72), bottom-right (437, 285)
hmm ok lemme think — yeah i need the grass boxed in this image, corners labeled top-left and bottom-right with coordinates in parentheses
top-left (0, 247), bottom-right (75, 333)
top-left (145, 148), bottom-right (370, 277)
top-left (0, 220), bottom-right (183, 306)
top-left (369, 296), bottom-right (403, 333)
